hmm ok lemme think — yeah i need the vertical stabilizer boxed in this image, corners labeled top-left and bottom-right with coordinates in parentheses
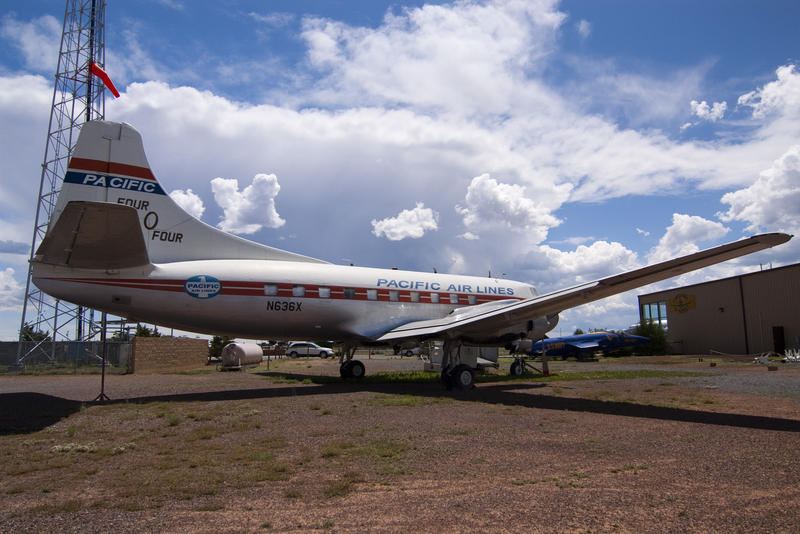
top-left (51, 121), bottom-right (326, 264)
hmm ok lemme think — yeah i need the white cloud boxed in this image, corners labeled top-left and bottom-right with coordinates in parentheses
top-left (576, 19), bottom-right (591, 39)
top-left (0, 267), bottom-right (23, 312)
top-left (169, 189), bottom-right (206, 219)
top-left (446, 247), bottom-right (467, 274)
top-left (636, 228), bottom-right (650, 237)
top-left (371, 203), bottom-right (438, 240)
top-left (647, 213), bottom-right (729, 264)
top-left (718, 145), bottom-right (800, 233)
top-left (738, 64), bottom-right (800, 119)
top-left (458, 232), bottom-right (480, 240)
top-left (690, 99), bottom-right (727, 122)
top-left (249, 12), bottom-right (295, 28)
top-left (538, 240), bottom-right (640, 284)
top-left (456, 174), bottom-right (560, 243)
top-left (0, 14), bottom-right (61, 72)
top-left (154, 0), bottom-right (185, 10)
top-left (300, 1), bottom-right (565, 113)
top-left (211, 174), bottom-right (285, 235)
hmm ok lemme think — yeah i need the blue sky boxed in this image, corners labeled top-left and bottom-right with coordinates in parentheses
top-left (0, 0), bottom-right (798, 340)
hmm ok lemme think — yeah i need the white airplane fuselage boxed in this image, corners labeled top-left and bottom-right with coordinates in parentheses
top-left (33, 259), bottom-right (538, 342)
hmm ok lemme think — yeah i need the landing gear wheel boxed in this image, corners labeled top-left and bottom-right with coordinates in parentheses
top-left (340, 360), bottom-right (365, 379)
top-left (451, 364), bottom-right (475, 390)
top-left (509, 360), bottom-right (525, 376)
top-left (349, 360), bottom-right (365, 379)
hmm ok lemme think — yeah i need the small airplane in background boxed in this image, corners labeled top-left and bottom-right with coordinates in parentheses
top-left (31, 121), bottom-right (792, 389)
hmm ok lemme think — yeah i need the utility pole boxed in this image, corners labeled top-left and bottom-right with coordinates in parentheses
top-left (17, 0), bottom-right (107, 366)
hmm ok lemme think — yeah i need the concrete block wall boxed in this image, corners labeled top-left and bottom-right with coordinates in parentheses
top-left (131, 337), bottom-right (208, 374)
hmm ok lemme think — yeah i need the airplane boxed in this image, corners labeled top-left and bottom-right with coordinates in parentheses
top-left (513, 331), bottom-right (651, 368)
top-left (31, 120), bottom-right (792, 389)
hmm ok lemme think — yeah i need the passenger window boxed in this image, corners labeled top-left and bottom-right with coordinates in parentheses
top-left (344, 288), bottom-right (355, 299)
top-left (468, 295), bottom-right (477, 305)
top-left (318, 287), bottom-right (331, 298)
top-left (367, 289), bottom-right (378, 300)
top-left (293, 285), bottom-right (305, 297)
top-left (450, 294), bottom-right (459, 304)
top-left (264, 284), bottom-right (278, 296)
top-left (389, 291), bottom-right (399, 302)
top-left (410, 292), bottom-right (420, 302)
top-left (430, 293), bottom-right (440, 303)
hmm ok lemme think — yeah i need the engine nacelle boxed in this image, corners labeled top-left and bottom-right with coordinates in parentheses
top-left (507, 314), bottom-right (560, 353)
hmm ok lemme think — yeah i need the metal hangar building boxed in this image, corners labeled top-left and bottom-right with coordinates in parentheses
top-left (638, 262), bottom-right (800, 355)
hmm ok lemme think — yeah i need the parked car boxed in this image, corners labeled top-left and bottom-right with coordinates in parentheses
top-left (286, 341), bottom-right (334, 358)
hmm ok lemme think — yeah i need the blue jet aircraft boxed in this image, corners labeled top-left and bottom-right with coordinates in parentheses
top-left (529, 332), bottom-right (650, 360)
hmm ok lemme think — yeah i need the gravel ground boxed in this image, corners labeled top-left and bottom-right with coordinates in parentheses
top-left (1, 355), bottom-right (798, 533)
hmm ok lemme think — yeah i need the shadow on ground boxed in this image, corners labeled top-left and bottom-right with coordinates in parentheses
top-left (2, 371), bottom-right (798, 434)
top-left (0, 392), bottom-right (84, 434)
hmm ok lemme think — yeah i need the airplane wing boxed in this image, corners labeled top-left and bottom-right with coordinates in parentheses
top-left (564, 340), bottom-right (602, 350)
top-left (376, 232), bottom-right (791, 342)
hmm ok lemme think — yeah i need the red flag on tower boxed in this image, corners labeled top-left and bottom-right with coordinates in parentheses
top-left (90, 62), bottom-right (120, 98)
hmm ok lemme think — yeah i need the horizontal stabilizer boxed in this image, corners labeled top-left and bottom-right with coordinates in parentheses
top-left (35, 201), bottom-right (149, 269)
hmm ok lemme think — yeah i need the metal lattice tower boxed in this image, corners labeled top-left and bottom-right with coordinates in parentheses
top-left (17, 0), bottom-right (108, 365)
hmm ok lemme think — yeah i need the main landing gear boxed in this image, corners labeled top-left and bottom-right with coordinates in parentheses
top-left (441, 363), bottom-right (475, 390)
top-left (338, 344), bottom-right (365, 379)
top-left (439, 341), bottom-right (476, 390)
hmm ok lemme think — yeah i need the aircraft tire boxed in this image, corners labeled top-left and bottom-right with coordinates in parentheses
top-left (349, 360), bottom-right (365, 379)
top-left (451, 364), bottom-right (475, 390)
top-left (509, 360), bottom-right (524, 376)
top-left (340, 361), bottom-right (353, 378)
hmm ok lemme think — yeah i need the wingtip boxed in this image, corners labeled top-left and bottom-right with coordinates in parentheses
top-left (753, 232), bottom-right (792, 247)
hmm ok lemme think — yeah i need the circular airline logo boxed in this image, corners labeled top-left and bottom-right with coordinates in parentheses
top-left (184, 275), bottom-right (222, 299)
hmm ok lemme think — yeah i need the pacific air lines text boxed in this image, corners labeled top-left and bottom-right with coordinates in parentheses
top-left (376, 278), bottom-right (514, 295)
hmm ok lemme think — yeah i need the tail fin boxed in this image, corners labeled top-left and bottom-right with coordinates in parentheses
top-left (49, 120), bottom-right (326, 265)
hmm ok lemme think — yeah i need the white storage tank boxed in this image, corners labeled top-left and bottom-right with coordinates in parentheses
top-left (220, 342), bottom-right (263, 370)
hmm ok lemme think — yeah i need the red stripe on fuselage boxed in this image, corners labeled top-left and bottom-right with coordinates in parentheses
top-left (67, 157), bottom-right (156, 181)
top-left (41, 277), bottom-right (522, 305)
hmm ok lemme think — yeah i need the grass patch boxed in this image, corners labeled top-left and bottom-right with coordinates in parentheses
top-left (367, 394), bottom-right (422, 407)
top-left (322, 471), bottom-right (363, 498)
top-left (611, 464), bottom-right (648, 473)
top-left (321, 441), bottom-right (355, 459)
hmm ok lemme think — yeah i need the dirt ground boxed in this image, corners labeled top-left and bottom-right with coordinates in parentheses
top-left (1, 355), bottom-right (799, 533)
